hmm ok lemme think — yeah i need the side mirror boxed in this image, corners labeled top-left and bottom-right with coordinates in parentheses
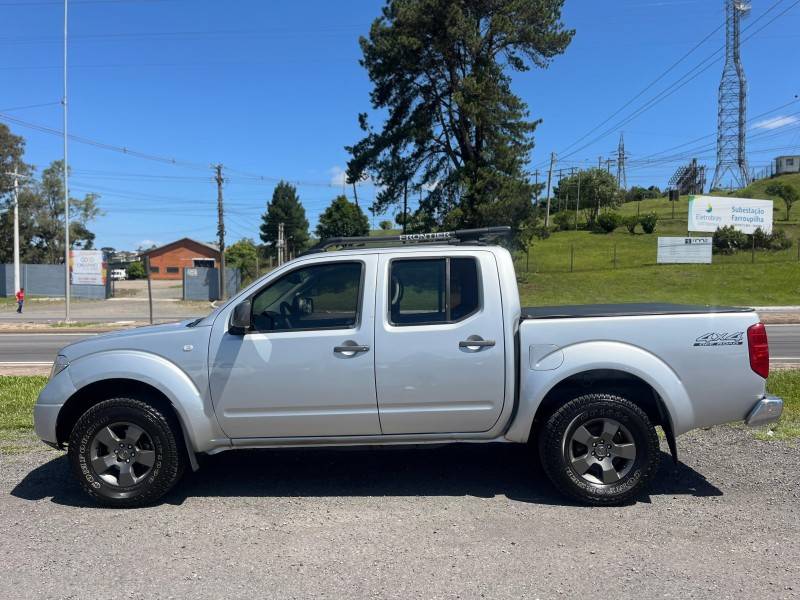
top-left (229, 300), bottom-right (252, 335)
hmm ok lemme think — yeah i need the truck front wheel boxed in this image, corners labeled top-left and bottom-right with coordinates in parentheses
top-left (68, 398), bottom-right (185, 507)
top-left (539, 393), bottom-right (660, 505)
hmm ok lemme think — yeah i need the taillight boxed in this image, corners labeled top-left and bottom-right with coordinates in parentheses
top-left (747, 323), bottom-right (769, 379)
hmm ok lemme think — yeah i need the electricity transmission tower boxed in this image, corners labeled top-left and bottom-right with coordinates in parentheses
top-left (616, 133), bottom-right (627, 189)
top-left (711, 0), bottom-right (751, 190)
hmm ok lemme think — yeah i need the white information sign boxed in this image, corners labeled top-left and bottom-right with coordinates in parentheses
top-left (70, 250), bottom-right (106, 285)
top-left (687, 195), bottom-right (773, 234)
top-left (657, 237), bottom-right (712, 264)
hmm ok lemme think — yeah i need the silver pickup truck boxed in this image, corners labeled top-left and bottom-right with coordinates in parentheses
top-left (34, 227), bottom-right (783, 507)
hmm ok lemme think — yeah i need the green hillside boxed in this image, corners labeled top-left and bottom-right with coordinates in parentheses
top-left (616, 172), bottom-right (800, 225)
top-left (521, 174), bottom-right (800, 306)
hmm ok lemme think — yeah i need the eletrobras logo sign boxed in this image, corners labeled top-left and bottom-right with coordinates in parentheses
top-left (687, 195), bottom-right (773, 234)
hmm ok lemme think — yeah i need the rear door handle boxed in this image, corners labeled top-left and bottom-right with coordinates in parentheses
top-left (459, 338), bottom-right (496, 349)
top-left (333, 342), bottom-right (370, 355)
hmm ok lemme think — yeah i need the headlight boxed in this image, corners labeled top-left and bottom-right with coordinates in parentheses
top-left (49, 355), bottom-right (70, 380)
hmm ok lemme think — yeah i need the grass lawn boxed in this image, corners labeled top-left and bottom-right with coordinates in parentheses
top-left (518, 211), bottom-right (799, 306)
top-left (0, 372), bottom-right (797, 448)
top-left (0, 375), bottom-right (47, 453)
top-left (762, 370), bottom-right (800, 441)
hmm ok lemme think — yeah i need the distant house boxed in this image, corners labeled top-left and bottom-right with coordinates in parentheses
top-left (139, 238), bottom-right (220, 280)
top-left (775, 155), bottom-right (800, 176)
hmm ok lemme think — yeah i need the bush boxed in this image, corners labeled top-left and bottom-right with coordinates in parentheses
top-left (596, 211), bottom-right (621, 233)
top-left (752, 227), bottom-right (793, 251)
top-left (126, 261), bottom-right (146, 279)
top-left (765, 229), bottom-right (793, 251)
top-left (622, 215), bottom-right (639, 234)
top-left (712, 226), bottom-right (747, 254)
top-left (379, 220), bottom-right (393, 231)
top-left (639, 212), bottom-right (658, 234)
top-left (552, 211), bottom-right (573, 231)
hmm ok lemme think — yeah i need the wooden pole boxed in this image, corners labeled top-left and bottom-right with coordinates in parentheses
top-left (145, 255), bottom-right (153, 325)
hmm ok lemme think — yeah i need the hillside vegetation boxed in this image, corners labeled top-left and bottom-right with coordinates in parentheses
top-left (520, 174), bottom-right (800, 306)
top-left (616, 173), bottom-right (800, 225)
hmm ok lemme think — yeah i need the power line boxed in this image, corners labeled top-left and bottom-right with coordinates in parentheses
top-left (542, 0), bottom-right (798, 167)
top-left (628, 98), bottom-right (800, 165)
top-left (0, 112), bottom-right (367, 190)
top-left (553, 22), bottom-right (724, 158)
top-left (0, 101), bottom-right (62, 112)
top-left (0, 111), bottom-right (208, 169)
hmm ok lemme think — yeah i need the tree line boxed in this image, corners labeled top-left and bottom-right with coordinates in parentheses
top-left (0, 124), bottom-right (101, 264)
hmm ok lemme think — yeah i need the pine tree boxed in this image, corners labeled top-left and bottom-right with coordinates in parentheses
top-left (346, 0), bottom-right (573, 243)
top-left (259, 181), bottom-right (309, 258)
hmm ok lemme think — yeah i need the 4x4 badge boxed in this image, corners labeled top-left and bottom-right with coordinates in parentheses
top-left (694, 332), bottom-right (744, 346)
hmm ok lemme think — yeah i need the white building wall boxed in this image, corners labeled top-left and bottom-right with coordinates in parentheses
top-left (775, 156), bottom-right (800, 175)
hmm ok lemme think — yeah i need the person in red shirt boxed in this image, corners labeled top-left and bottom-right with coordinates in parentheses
top-left (15, 288), bottom-right (24, 313)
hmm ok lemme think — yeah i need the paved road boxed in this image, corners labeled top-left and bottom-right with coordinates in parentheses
top-left (767, 324), bottom-right (800, 366)
top-left (0, 333), bottom-right (97, 364)
top-left (2, 325), bottom-right (798, 365)
top-left (1, 427), bottom-right (798, 599)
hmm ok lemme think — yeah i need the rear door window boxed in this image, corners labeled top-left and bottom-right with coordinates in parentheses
top-left (389, 257), bottom-right (480, 326)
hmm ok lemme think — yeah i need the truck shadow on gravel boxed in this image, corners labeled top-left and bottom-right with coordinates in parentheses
top-left (12, 443), bottom-right (721, 508)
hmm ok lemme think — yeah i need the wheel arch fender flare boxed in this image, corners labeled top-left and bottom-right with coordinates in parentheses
top-left (506, 340), bottom-right (695, 443)
top-left (65, 350), bottom-right (225, 456)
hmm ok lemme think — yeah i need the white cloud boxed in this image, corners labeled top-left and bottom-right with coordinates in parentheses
top-left (329, 166), bottom-right (347, 188)
top-left (138, 239), bottom-right (160, 249)
top-left (329, 165), bottom-right (381, 189)
top-left (753, 115), bottom-right (799, 130)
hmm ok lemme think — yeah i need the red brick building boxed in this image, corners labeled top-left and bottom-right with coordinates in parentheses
top-left (140, 238), bottom-right (220, 280)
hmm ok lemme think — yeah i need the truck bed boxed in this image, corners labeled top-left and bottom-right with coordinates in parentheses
top-left (521, 303), bottom-right (754, 320)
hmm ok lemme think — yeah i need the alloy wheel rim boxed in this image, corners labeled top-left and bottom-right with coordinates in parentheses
top-left (563, 416), bottom-right (637, 486)
top-left (89, 422), bottom-right (156, 487)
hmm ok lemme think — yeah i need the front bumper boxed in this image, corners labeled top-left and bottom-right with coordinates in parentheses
top-left (745, 395), bottom-right (783, 427)
top-left (32, 368), bottom-right (77, 446)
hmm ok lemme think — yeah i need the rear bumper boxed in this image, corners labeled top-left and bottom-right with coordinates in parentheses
top-left (745, 395), bottom-right (783, 427)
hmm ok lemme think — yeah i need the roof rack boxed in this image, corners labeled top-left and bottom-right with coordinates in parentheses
top-left (301, 226), bottom-right (512, 255)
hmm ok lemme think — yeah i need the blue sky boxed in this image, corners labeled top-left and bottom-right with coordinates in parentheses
top-left (1, 0), bottom-right (798, 251)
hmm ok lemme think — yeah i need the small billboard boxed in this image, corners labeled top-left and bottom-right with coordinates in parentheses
top-left (70, 250), bottom-right (106, 285)
top-left (687, 195), bottom-right (773, 234)
top-left (657, 237), bottom-right (712, 264)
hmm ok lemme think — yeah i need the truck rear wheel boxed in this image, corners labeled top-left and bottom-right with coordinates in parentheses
top-left (539, 393), bottom-right (660, 505)
top-left (68, 398), bottom-right (184, 507)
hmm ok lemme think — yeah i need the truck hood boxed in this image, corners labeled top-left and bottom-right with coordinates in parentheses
top-left (59, 320), bottom-right (211, 362)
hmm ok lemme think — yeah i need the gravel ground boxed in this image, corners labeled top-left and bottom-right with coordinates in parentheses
top-left (1, 427), bottom-right (798, 600)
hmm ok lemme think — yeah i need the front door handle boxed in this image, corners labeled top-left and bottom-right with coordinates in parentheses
top-left (333, 341), bottom-right (370, 356)
top-left (459, 337), bottom-right (496, 350)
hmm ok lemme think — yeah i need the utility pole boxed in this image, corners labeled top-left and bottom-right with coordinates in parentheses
top-left (214, 164), bottom-right (226, 301)
top-left (63, 0), bottom-right (70, 322)
top-left (575, 171), bottom-right (582, 230)
top-left (544, 152), bottom-right (556, 228)
top-left (12, 168), bottom-right (20, 298)
top-left (277, 222), bottom-right (285, 265)
top-left (145, 255), bottom-right (153, 325)
top-left (402, 180), bottom-right (408, 234)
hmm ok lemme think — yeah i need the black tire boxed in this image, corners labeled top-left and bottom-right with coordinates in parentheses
top-left (68, 398), bottom-right (185, 507)
top-left (539, 393), bottom-right (660, 506)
